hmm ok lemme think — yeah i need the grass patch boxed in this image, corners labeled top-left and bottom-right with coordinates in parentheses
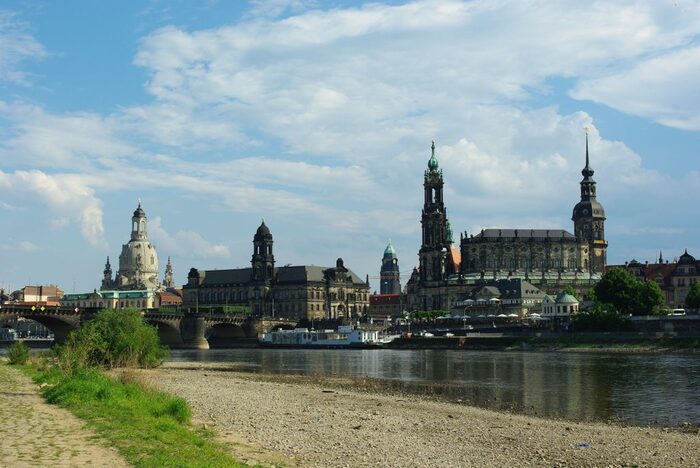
top-left (21, 365), bottom-right (246, 468)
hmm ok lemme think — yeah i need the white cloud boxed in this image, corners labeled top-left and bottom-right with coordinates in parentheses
top-left (572, 46), bottom-right (700, 130)
top-left (149, 216), bottom-right (230, 259)
top-left (0, 11), bottom-right (46, 83)
top-left (0, 170), bottom-right (106, 247)
top-left (18, 240), bottom-right (37, 252)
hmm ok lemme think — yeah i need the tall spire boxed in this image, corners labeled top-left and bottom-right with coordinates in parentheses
top-left (658, 251), bottom-right (663, 264)
top-left (582, 127), bottom-right (594, 178)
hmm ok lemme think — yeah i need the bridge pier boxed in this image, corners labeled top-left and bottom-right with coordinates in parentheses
top-left (180, 314), bottom-right (209, 349)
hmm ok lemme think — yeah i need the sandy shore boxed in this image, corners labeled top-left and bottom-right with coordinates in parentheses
top-left (136, 362), bottom-right (699, 468)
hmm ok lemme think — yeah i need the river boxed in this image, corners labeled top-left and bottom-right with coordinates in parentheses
top-left (170, 348), bottom-right (700, 427)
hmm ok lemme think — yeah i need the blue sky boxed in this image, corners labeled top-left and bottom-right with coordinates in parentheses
top-left (1, 0), bottom-right (699, 294)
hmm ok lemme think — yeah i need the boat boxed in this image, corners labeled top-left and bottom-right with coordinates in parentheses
top-left (259, 325), bottom-right (382, 348)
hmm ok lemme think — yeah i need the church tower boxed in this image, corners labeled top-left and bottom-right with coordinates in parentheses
top-left (572, 130), bottom-right (607, 274)
top-left (101, 257), bottom-right (113, 290)
top-left (163, 257), bottom-right (174, 288)
top-left (419, 140), bottom-right (450, 284)
top-left (380, 241), bottom-right (401, 294)
top-left (115, 202), bottom-right (160, 290)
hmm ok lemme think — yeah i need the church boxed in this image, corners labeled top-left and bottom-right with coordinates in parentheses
top-left (406, 135), bottom-right (607, 311)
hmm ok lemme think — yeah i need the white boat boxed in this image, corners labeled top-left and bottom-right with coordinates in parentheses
top-left (259, 325), bottom-right (381, 348)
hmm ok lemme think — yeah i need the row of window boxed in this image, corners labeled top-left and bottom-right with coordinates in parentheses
top-left (195, 290), bottom-right (369, 303)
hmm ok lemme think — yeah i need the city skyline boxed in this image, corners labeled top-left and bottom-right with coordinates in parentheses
top-left (1, 0), bottom-right (699, 293)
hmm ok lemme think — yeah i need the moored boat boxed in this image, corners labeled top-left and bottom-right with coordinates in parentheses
top-left (259, 325), bottom-right (381, 348)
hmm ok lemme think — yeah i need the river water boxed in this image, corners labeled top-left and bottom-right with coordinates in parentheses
top-left (170, 348), bottom-right (700, 427)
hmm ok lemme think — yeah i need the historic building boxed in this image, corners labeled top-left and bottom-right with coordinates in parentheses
top-left (100, 203), bottom-right (167, 291)
top-left (183, 221), bottom-right (370, 320)
top-left (611, 250), bottom-right (700, 309)
top-left (407, 135), bottom-right (606, 311)
top-left (380, 241), bottom-right (401, 294)
top-left (62, 202), bottom-right (179, 311)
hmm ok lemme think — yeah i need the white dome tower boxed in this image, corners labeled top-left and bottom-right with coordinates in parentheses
top-left (115, 201), bottom-right (160, 291)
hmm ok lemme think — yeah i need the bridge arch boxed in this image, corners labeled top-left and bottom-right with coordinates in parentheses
top-left (148, 320), bottom-right (184, 348)
top-left (206, 322), bottom-right (248, 348)
top-left (0, 312), bottom-right (78, 343)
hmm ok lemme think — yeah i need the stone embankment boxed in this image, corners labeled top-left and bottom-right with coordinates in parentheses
top-left (0, 365), bottom-right (128, 467)
top-left (139, 362), bottom-right (700, 467)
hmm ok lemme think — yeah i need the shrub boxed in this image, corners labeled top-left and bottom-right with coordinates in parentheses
top-left (56, 308), bottom-right (168, 373)
top-left (7, 341), bottom-right (30, 365)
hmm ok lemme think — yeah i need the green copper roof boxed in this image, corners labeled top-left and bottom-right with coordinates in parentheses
top-left (446, 220), bottom-right (454, 244)
top-left (555, 292), bottom-right (579, 304)
top-left (384, 240), bottom-right (396, 256)
top-left (427, 140), bottom-right (438, 171)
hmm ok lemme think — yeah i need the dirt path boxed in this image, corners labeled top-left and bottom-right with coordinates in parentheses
top-left (0, 365), bottom-right (128, 467)
top-left (140, 362), bottom-right (700, 468)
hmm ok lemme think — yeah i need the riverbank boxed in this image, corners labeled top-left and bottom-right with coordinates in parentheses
top-left (136, 362), bottom-right (699, 467)
top-left (0, 364), bottom-right (128, 467)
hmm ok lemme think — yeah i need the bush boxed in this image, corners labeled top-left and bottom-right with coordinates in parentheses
top-left (571, 305), bottom-right (633, 332)
top-left (7, 341), bottom-right (30, 365)
top-left (55, 308), bottom-right (168, 373)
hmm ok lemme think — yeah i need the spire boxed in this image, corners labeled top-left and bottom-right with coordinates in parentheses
top-left (582, 127), bottom-right (594, 178)
top-left (384, 240), bottom-right (396, 256)
top-left (658, 251), bottom-right (663, 264)
top-left (427, 139), bottom-right (439, 171)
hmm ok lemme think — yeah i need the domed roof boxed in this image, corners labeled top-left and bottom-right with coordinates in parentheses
top-left (572, 199), bottom-right (605, 220)
top-left (427, 140), bottom-right (438, 171)
top-left (678, 249), bottom-right (696, 265)
top-left (555, 292), bottom-right (579, 304)
top-left (384, 241), bottom-right (396, 256)
top-left (133, 203), bottom-right (146, 218)
top-left (254, 219), bottom-right (271, 239)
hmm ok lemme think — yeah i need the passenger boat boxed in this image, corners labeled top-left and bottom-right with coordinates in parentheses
top-left (259, 325), bottom-right (382, 348)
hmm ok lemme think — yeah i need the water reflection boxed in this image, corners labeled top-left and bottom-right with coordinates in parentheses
top-left (169, 349), bottom-right (700, 426)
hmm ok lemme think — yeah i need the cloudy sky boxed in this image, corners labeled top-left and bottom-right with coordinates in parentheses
top-left (1, 0), bottom-right (699, 294)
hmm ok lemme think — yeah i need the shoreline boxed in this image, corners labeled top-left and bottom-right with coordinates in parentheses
top-left (136, 361), bottom-right (699, 467)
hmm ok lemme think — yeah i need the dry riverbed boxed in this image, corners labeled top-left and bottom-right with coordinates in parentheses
top-left (136, 361), bottom-right (699, 468)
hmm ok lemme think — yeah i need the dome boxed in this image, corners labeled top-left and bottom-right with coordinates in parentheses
top-left (427, 140), bottom-right (439, 171)
top-left (133, 203), bottom-right (146, 218)
top-left (572, 199), bottom-right (605, 220)
top-left (384, 241), bottom-right (396, 256)
top-left (555, 292), bottom-right (579, 304)
top-left (255, 219), bottom-right (271, 237)
top-left (678, 249), bottom-right (695, 265)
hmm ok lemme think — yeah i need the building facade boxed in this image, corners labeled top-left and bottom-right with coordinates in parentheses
top-left (183, 221), bottom-right (370, 320)
top-left (407, 135), bottom-right (606, 311)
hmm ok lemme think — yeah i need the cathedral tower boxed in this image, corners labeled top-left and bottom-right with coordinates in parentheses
top-left (101, 256), bottom-right (113, 290)
top-left (163, 257), bottom-right (174, 288)
top-left (419, 141), bottom-right (450, 284)
top-left (380, 241), bottom-right (401, 294)
top-left (572, 130), bottom-right (607, 274)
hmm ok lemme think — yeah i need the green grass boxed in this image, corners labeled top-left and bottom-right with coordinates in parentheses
top-left (19, 365), bottom-right (247, 468)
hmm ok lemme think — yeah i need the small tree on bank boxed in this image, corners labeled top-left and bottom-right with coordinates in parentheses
top-left (56, 309), bottom-right (168, 373)
top-left (685, 282), bottom-right (700, 310)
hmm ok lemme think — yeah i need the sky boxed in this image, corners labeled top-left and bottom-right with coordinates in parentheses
top-left (1, 0), bottom-right (699, 294)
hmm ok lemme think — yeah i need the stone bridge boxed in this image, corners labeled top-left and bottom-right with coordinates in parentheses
top-left (0, 304), bottom-right (297, 349)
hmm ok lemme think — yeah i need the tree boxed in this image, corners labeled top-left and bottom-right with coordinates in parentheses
top-left (593, 268), bottom-right (665, 316)
top-left (594, 268), bottom-right (639, 315)
top-left (637, 280), bottom-right (665, 315)
top-left (686, 282), bottom-right (700, 309)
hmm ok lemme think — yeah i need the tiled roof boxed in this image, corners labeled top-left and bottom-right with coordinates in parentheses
top-left (470, 229), bottom-right (575, 240)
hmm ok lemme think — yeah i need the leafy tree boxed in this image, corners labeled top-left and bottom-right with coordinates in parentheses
top-left (637, 280), bottom-right (665, 315)
top-left (686, 282), bottom-right (700, 309)
top-left (594, 268), bottom-right (639, 315)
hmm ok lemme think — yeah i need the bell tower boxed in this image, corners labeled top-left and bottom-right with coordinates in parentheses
top-left (419, 140), bottom-right (450, 285)
top-left (572, 129), bottom-right (607, 274)
top-left (251, 219), bottom-right (275, 284)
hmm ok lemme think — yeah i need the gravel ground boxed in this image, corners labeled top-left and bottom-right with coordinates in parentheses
top-left (137, 362), bottom-right (699, 468)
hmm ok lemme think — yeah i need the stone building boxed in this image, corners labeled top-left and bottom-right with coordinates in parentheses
top-left (611, 250), bottom-right (700, 309)
top-left (406, 134), bottom-right (606, 311)
top-left (183, 221), bottom-right (370, 320)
